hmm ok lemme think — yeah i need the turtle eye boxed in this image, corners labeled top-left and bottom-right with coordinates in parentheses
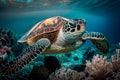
top-left (68, 22), bottom-right (76, 28)
top-left (69, 22), bottom-right (74, 26)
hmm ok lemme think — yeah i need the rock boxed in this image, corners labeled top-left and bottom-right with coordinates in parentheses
top-left (70, 64), bottom-right (86, 72)
top-left (44, 56), bottom-right (61, 74)
top-left (28, 65), bottom-right (49, 80)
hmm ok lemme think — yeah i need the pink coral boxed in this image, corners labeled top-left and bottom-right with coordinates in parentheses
top-left (111, 49), bottom-right (120, 71)
top-left (0, 46), bottom-right (11, 63)
top-left (0, 46), bottom-right (11, 55)
top-left (85, 43), bottom-right (120, 79)
top-left (0, 28), bottom-right (15, 63)
top-left (85, 55), bottom-right (113, 79)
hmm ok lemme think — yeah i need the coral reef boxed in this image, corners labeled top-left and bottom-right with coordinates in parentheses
top-left (44, 56), bottom-right (61, 74)
top-left (85, 43), bottom-right (120, 80)
top-left (28, 56), bottom-right (61, 80)
top-left (28, 65), bottom-right (49, 80)
top-left (0, 46), bottom-right (11, 54)
top-left (106, 71), bottom-right (120, 80)
top-left (38, 43), bottom-right (120, 80)
top-left (106, 47), bottom-right (120, 80)
top-left (0, 28), bottom-right (17, 47)
top-left (111, 49), bottom-right (120, 71)
top-left (0, 30), bottom-right (119, 80)
top-left (48, 68), bottom-right (86, 80)
top-left (0, 46), bottom-right (11, 63)
top-left (85, 55), bottom-right (113, 80)
top-left (0, 28), bottom-right (16, 64)
top-left (69, 64), bottom-right (86, 72)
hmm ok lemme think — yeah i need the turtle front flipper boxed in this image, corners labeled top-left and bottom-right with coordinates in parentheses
top-left (82, 32), bottom-right (109, 53)
top-left (0, 38), bottom-right (51, 75)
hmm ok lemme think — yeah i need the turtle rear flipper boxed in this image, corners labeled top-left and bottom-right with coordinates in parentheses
top-left (0, 38), bottom-right (51, 75)
top-left (82, 32), bottom-right (109, 53)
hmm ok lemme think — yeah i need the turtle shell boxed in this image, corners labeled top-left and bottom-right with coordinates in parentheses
top-left (18, 16), bottom-right (66, 45)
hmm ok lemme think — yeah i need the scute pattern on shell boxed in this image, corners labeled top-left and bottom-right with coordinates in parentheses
top-left (26, 16), bottom-right (64, 40)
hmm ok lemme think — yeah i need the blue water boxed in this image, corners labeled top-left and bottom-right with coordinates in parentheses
top-left (0, 1), bottom-right (120, 79)
top-left (0, 0), bottom-right (120, 44)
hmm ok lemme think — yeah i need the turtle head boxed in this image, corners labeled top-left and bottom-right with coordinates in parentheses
top-left (62, 19), bottom-right (86, 39)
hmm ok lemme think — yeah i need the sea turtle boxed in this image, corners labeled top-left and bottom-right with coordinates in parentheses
top-left (0, 16), bottom-right (109, 75)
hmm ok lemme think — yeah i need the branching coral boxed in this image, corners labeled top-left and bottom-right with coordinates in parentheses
top-left (85, 43), bottom-right (120, 80)
top-left (0, 28), bottom-right (16, 47)
top-left (0, 28), bottom-right (16, 63)
top-left (111, 48), bottom-right (120, 71)
top-left (48, 68), bottom-right (86, 80)
top-left (106, 70), bottom-right (120, 80)
top-left (85, 55), bottom-right (113, 79)
top-left (0, 46), bottom-right (11, 63)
